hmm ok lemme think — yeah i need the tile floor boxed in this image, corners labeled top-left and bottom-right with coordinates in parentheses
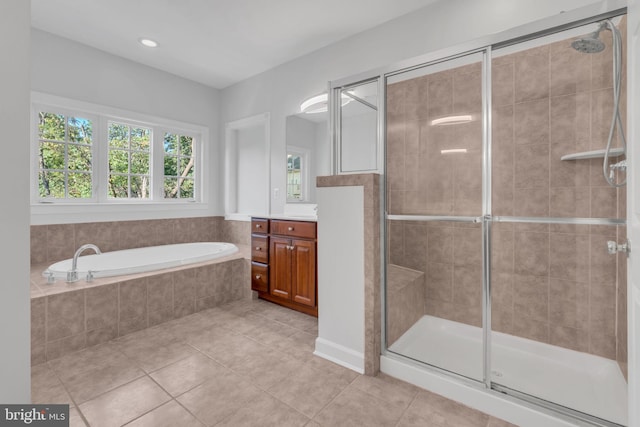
top-left (32, 298), bottom-right (517, 427)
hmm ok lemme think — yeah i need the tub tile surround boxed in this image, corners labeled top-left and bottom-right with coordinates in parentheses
top-left (32, 299), bottom-right (515, 427)
top-left (386, 19), bottom-right (627, 367)
top-left (30, 216), bottom-right (254, 364)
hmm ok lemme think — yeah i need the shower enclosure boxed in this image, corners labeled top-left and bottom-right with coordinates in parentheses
top-left (333, 8), bottom-right (628, 427)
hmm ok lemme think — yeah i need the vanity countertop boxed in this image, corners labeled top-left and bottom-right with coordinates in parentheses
top-left (255, 214), bottom-right (317, 222)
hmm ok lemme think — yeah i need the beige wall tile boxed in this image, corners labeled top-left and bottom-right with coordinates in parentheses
top-left (47, 290), bottom-right (85, 342)
top-left (514, 46), bottom-right (550, 102)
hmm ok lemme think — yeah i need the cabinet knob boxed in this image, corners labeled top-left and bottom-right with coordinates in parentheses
top-left (256, 224), bottom-right (261, 228)
top-left (255, 274), bottom-right (261, 280)
top-left (255, 246), bottom-right (261, 250)
top-left (288, 226), bottom-right (294, 231)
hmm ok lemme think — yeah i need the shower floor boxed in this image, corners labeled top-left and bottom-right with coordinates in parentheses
top-left (389, 315), bottom-right (628, 425)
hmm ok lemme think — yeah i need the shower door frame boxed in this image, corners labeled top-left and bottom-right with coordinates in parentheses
top-left (329, 4), bottom-right (628, 427)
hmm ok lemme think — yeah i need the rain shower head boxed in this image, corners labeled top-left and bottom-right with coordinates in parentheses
top-left (571, 22), bottom-right (607, 53)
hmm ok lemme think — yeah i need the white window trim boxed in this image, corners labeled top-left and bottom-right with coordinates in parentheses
top-left (286, 145), bottom-right (310, 203)
top-left (31, 92), bottom-right (211, 225)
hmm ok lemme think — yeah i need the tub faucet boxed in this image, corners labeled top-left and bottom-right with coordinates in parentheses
top-left (67, 244), bottom-right (101, 282)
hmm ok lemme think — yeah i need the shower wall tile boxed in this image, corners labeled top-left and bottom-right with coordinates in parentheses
top-left (427, 73), bottom-right (453, 119)
top-left (513, 187), bottom-right (549, 217)
top-left (514, 45), bottom-right (550, 102)
top-left (425, 262), bottom-right (453, 303)
top-left (492, 62), bottom-right (514, 107)
top-left (426, 226), bottom-right (453, 264)
top-left (590, 89), bottom-right (616, 149)
top-left (549, 42), bottom-right (591, 96)
top-left (514, 144), bottom-right (549, 189)
top-left (514, 99), bottom-right (549, 146)
top-left (513, 275), bottom-right (549, 322)
top-left (514, 232), bottom-right (549, 277)
top-left (46, 224), bottom-right (76, 265)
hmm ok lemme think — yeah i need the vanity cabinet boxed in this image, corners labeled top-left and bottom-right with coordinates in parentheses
top-left (250, 217), bottom-right (317, 316)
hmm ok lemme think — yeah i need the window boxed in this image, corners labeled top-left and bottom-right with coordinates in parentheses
top-left (108, 122), bottom-right (151, 199)
top-left (164, 133), bottom-right (195, 199)
top-left (37, 112), bottom-right (93, 199)
top-left (286, 147), bottom-right (309, 202)
top-left (32, 95), bottom-right (206, 209)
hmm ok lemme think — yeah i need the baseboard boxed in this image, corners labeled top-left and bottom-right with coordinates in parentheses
top-left (314, 337), bottom-right (365, 374)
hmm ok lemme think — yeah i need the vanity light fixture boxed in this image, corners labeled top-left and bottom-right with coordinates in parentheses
top-left (440, 148), bottom-right (468, 154)
top-left (300, 93), bottom-right (352, 114)
top-left (431, 115), bottom-right (473, 126)
top-left (139, 38), bottom-right (159, 48)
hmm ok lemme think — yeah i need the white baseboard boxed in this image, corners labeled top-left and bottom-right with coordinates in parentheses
top-left (314, 337), bottom-right (365, 374)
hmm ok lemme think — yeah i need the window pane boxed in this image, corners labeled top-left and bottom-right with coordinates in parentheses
top-left (164, 133), bottom-right (177, 154)
top-left (108, 175), bottom-right (129, 198)
top-left (68, 172), bottom-right (92, 198)
top-left (68, 145), bottom-right (92, 171)
top-left (179, 157), bottom-right (194, 175)
top-left (164, 156), bottom-right (178, 177)
top-left (131, 127), bottom-right (150, 151)
top-left (164, 177), bottom-right (178, 198)
top-left (68, 117), bottom-right (92, 144)
top-left (38, 112), bottom-right (65, 141)
top-left (179, 135), bottom-right (193, 156)
top-left (131, 152), bottom-right (150, 175)
top-left (109, 123), bottom-right (129, 148)
top-left (180, 178), bottom-right (194, 198)
top-left (130, 175), bottom-right (150, 199)
top-left (109, 149), bottom-right (129, 173)
top-left (39, 142), bottom-right (65, 170)
top-left (39, 171), bottom-right (65, 198)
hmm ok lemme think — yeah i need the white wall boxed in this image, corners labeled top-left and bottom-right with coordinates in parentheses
top-left (220, 0), bottom-right (600, 214)
top-left (30, 29), bottom-right (223, 222)
top-left (236, 125), bottom-right (268, 215)
top-left (315, 185), bottom-right (365, 372)
top-left (0, 0), bottom-right (31, 403)
top-left (340, 111), bottom-right (378, 172)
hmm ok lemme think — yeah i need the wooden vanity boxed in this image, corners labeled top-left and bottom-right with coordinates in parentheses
top-left (250, 217), bottom-right (317, 316)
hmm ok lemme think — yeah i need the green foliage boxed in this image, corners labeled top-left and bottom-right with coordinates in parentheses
top-left (38, 112), bottom-right (92, 198)
top-left (108, 122), bottom-right (151, 199)
top-left (163, 133), bottom-right (195, 199)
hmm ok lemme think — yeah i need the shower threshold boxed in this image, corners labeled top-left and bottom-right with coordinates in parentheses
top-left (389, 315), bottom-right (627, 425)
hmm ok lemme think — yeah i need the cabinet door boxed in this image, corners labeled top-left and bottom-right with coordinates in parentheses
top-left (251, 262), bottom-right (268, 293)
top-left (291, 239), bottom-right (316, 307)
top-left (270, 236), bottom-right (292, 300)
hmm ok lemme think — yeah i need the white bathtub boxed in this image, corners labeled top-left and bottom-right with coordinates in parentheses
top-left (44, 242), bottom-right (239, 280)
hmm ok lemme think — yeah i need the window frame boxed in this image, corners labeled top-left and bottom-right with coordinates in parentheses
top-left (31, 92), bottom-right (210, 221)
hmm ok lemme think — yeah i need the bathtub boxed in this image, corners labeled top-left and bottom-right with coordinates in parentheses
top-left (44, 242), bottom-right (239, 280)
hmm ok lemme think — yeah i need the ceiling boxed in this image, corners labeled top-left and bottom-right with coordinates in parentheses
top-left (31, 0), bottom-right (438, 89)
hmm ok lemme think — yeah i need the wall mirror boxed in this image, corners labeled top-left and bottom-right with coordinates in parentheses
top-left (285, 111), bottom-right (330, 203)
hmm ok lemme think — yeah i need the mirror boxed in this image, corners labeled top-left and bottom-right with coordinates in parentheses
top-left (285, 111), bottom-right (330, 203)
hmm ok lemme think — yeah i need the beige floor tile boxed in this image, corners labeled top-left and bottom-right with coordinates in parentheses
top-left (78, 376), bottom-right (171, 427)
top-left (314, 386), bottom-right (406, 427)
top-left (405, 390), bottom-right (490, 427)
top-left (52, 349), bottom-right (145, 405)
top-left (124, 400), bottom-right (205, 427)
top-left (303, 357), bottom-right (360, 384)
top-left (69, 407), bottom-right (88, 427)
top-left (267, 364), bottom-right (351, 418)
top-left (48, 342), bottom-right (125, 380)
top-left (196, 332), bottom-right (269, 368)
top-left (149, 353), bottom-right (230, 396)
top-left (117, 336), bottom-right (198, 373)
top-left (31, 363), bottom-right (73, 405)
top-left (228, 348), bottom-right (306, 390)
top-left (349, 372), bottom-right (419, 409)
top-left (396, 410), bottom-right (449, 427)
top-left (215, 391), bottom-right (309, 426)
top-left (177, 372), bottom-right (262, 425)
top-left (487, 416), bottom-right (519, 427)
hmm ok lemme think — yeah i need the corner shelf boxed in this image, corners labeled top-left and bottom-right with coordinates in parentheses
top-left (560, 148), bottom-right (625, 161)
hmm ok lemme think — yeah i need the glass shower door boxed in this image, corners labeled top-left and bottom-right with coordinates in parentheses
top-left (385, 50), bottom-right (487, 382)
top-left (489, 17), bottom-right (628, 425)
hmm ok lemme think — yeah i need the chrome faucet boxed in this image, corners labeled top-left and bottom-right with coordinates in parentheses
top-left (67, 244), bottom-right (101, 282)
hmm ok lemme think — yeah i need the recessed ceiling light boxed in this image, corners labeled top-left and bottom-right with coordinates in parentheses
top-left (139, 38), bottom-right (158, 48)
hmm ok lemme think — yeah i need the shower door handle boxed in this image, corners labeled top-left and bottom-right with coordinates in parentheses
top-left (607, 239), bottom-right (630, 256)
